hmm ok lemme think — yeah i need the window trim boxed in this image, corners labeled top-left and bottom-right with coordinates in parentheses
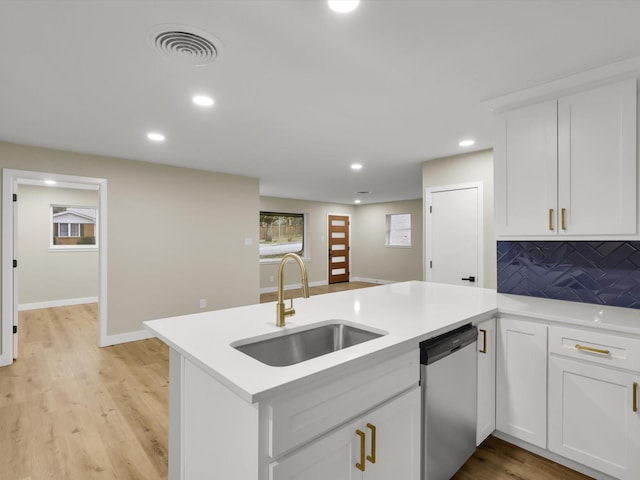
top-left (50, 204), bottom-right (98, 251)
top-left (385, 213), bottom-right (412, 248)
top-left (259, 211), bottom-right (309, 263)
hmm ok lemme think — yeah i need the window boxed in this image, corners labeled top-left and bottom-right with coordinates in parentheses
top-left (51, 205), bottom-right (98, 249)
top-left (259, 212), bottom-right (305, 259)
top-left (386, 213), bottom-right (411, 247)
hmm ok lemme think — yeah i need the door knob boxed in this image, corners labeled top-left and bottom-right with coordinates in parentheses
top-left (461, 276), bottom-right (476, 282)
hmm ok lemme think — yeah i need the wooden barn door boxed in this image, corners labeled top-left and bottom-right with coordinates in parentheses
top-left (328, 215), bottom-right (350, 284)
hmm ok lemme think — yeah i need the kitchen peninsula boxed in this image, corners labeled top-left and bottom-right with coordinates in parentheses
top-left (145, 281), bottom-right (640, 480)
top-left (145, 281), bottom-right (497, 479)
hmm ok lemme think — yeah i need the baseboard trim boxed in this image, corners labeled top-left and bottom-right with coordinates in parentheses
top-left (350, 277), bottom-right (395, 285)
top-left (491, 431), bottom-right (615, 480)
top-left (260, 280), bottom-right (327, 295)
top-left (100, 329), bottom-right (155, 347)
top-left (19, 296), bottom-right (99, 311)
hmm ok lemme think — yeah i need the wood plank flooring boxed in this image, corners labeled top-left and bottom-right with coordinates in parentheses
top-left (0, 304), bottom-right (169, 479)
top-left (0, 284), bottom-right (593, 479)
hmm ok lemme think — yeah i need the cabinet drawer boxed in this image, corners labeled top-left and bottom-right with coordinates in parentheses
top-left (549, 325), bottom-right (640, 371)
top-left (266, 349), bottom-right (419, 458)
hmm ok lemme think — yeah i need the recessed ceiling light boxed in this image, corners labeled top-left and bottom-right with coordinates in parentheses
top-left (354, 199), bottom-right (361, 204)
top-left (44, 180), bottom-right (57, 185)
top-left (351, 163), bottom-right (363, 170)
top-left (459, 139), bottom-right (475, 147)
top-left (147, 132), bottom-right (165, 142)
top-left (328, 0), bottom-right (360, 13)
top-left (193, 95), bottom-right (214, 107)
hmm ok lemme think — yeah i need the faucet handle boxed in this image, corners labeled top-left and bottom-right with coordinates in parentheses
top-left (284, 296), bottom-right (296, 317)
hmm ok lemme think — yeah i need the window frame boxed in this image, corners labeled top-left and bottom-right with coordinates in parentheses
top-left (385, 213), bottom-right (412, 248)
top-left (259, 211), bottom-right (308, 263)
top-left (50, 204), bottom-right (99, 252)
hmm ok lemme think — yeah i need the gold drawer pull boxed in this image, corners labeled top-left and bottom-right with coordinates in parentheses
top-left (355, 429), bottom-right (366, 472)
top-left (366, 423), bottom-right (376, 464)
top-left (634, 382), bottom-right (638, 413)
top-left (549, 208), bottom-right (554, 231)
top-left (479, 329), bottom-right (487, 354)
top-left (561, 208), bottom-right (567, 230)
top-left (575, 344), bottom-right (610, 355)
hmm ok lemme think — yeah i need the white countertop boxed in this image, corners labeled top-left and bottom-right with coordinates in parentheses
top-left (144, 281), bottom-right (497, 403)
top-left (144, 280), bottom-right (640, 404)
top-left (497, 292), bottom-right (640, 335)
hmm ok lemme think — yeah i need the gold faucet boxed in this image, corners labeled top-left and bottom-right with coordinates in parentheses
top-left (276, 253), bottom-right (310, 327)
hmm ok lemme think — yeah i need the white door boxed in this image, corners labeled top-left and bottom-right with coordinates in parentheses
top-left (426, 184), bottom-right (482, 287)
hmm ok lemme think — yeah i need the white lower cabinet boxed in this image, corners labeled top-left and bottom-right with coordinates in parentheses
top-left (269, 387), bottom-right (420, 480)
top-left (476, 317), bottom-right (496, 446)
top-left (496, 316), bottom-right (547, 448)
top-left (171, 349), bottom-right (420, 480)
top-left (548, 325), bottom-right (640, 480)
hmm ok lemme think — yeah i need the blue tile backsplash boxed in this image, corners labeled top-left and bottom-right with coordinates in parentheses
top-left (497, 241), bottom-right (640, 309)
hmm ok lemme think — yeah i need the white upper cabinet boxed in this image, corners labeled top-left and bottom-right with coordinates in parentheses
top-left (558, 79), bottom-right (637, 235)
top-left (494, 78), bottom-right (638, 239)
top-left (495, 100), bottom-right (558, 236)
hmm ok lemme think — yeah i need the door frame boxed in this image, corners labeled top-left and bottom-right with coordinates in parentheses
top-left (326, 212), bottom-right (351, 284)
top-left (0, 169), bottom-right (108, 366)
top-left (424, 182), bottom-right (484, 287)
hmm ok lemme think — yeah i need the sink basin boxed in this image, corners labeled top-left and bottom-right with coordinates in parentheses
top-left (233, 321), bottom-right (385, 367)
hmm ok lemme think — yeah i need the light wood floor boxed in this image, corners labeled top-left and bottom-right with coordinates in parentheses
top-left (0, 284), bottom-right (593, 479)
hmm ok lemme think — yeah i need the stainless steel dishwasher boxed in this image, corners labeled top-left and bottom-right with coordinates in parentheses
top-left (420, 323), bottom-right (477, 480)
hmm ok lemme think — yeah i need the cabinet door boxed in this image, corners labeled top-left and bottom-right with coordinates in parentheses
top-left (496, 317), bottom-right (547, 448)
top-left (558, 78), bottom-right (637, 235)
top-left (269, 387), bottom-right (420, 480)
top-left (365, 387), bottom-right (420, 480)
top-left (548, 356), bottom-right (640, 480)
top-left (476, 318), bottom-right (496, 446)
top-left (494, 100), bottom-right (558, 237)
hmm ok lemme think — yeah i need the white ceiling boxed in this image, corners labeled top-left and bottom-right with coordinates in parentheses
top-left (2, 1), bottom-right (640, 205)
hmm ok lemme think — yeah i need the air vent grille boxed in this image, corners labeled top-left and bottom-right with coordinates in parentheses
top-left (150, 25), bottom-right (222, 66)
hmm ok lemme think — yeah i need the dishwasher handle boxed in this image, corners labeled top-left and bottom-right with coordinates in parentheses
top-left (420, 324), bottom-right (477, 365)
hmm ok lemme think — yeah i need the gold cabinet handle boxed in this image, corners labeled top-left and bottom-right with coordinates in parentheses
top-left (549, 208), bottom-right (554, 231)
top-left (561, 208), bottom-right (567, 230)
top-left (366, 423), bottom-right (376, 464)
top-left (634, 382), bottom-right (638, 413)
top-left (355, 429), bottom-right (366, 472)
top-left (575, 344), bottom-right (610, 355)
top-left (479, 329), bottom-right (487, 354)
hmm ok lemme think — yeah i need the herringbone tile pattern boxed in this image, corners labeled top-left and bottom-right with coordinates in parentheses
top-left (497, 241), bottom-right (640, 309)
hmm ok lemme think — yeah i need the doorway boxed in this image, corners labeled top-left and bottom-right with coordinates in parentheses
top-left (1, 169), bottom-right (107, 366)
top-left (328, 214), bottom-right (350, 284)
top-left (425, 183), bottom-right (483, 287)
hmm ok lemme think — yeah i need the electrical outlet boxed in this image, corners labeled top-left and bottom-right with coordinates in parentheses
top-left (199, 299), bottom-right (206, 309)
top-left (269, 275), bottom-right (274, 282)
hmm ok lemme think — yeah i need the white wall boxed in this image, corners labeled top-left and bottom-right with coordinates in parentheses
top-left (18, 185), bottom-right (98, 308)
top-left (351, 199), bottom-right (423, 283)
top-left (0, 141), bottom-right (260, 358)
top-left (422, 149), bottom-right (496, 288)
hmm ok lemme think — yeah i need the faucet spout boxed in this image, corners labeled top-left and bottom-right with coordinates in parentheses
top-left (276, 253), bottom-right (310, 327)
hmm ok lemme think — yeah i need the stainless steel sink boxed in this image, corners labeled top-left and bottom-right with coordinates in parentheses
top-left (233, 321), bottom-right (385, 367)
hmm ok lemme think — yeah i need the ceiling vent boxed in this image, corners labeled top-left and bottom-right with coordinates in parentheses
top-left (149, 24), bottom-right (223, 66)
